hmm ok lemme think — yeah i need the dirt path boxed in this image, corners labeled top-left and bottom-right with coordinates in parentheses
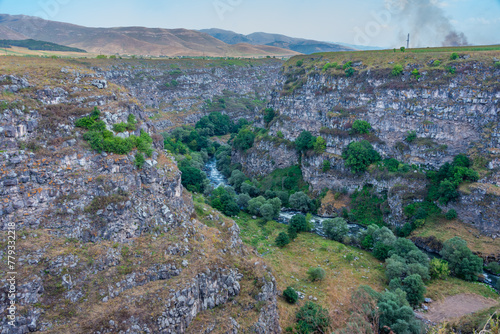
top-left (417, 293), bottom-right (499, 323)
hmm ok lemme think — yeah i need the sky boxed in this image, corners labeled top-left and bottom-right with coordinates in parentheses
top-left (0, 0), bottom-right (499, 47)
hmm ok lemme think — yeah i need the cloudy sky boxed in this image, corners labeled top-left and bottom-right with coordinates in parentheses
top-left (0, 0), bottom-right (498, 47)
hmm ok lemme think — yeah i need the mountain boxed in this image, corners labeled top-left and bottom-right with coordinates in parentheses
top-left (0, 14), bottom-right (299, 57)
top-left (200, 28), bottom-right (355, 54)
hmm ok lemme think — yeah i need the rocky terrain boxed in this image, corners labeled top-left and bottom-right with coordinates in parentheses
top-left (0, 57), bottom-right (280, 333)
top-left (233, 53), bottom-right (500, 236)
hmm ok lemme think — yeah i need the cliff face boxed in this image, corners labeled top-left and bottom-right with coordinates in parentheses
top-left (95, 59), bottom-right (284, 131)
top-left (0, 57), bottom-right (280, 334)
top-left (235, 57), bottom-right (500, 235)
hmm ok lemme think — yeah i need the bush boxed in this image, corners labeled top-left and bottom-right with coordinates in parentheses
top-left (351, 120), bottom-right (372, 134)
top-left (401, 274), bottom-right (426, 307)
top-left (260, 203), bottom-right (275, 221)
top-left (283, 287), bottom-right (298, 304)
top-left (275, 232), bottom-right (290, 248)
top-left (378, 289), bottom-right (422, 334)
top-left (295, 131), bottom-right (315, 152)
top-left (450, 52), bottom-right (459, 60)
top-left (180, 166), bottom-right (207, 193)
top-left (446, 66), bottom-right (457, 74)
top-left (432, 60), bottom-right (441, 66)
top-left (485, 262), bottom-right (500, 275)
top-left (383, 158), bottom-right (400, 172)
top-left (373, 242), bottom-right (393, 260)
top-left (233, 128), bottom-right (255, 151)
top-left (289, 192), bottom-right (312, 212)
top-left (289, 214), bottom-right (310, 233)
top-left (342, 140), bottom-right (381, 173)
top-left (134, 153), bottom-right (145, 169)
top-left (440, 237), bottom-right (483, 281)
top-left (323, 217), bottom-right (349, 242)
top-left (322, 62), bottom-right (337, 71)
top-left (345, 67), bottom-right (355, 77)
top-left (391, 64), bottom-right (404, 76)
top-left (295, 302), bottom-right (331, 334)
top-left (445, 209), bottom-right (457, 220)
top-left (296, 60), bottom-right (304, 67)
top-left (237, 193), bottom-right (251, 209)
top-left (429, 258), bottom-right (450, 279)
top-left (307, 267), bottom-right (326, 282)
top-left (406, 130), bottom-right (417, 143)
top-left (313, 136), bottom-right (326, 154)
top-left (264, 108), bottom-right (276, 126)
top-left (322, 160), bottom-right (331, 172)
top-left (495, 62), bottom-right (500, 69)
top-left (400, 46), bottom-right (406, 52)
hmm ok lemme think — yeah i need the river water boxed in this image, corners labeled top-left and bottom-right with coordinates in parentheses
top-left (204, 159), bottom-right (499, 289)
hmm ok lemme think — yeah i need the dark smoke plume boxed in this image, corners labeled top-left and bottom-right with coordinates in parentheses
top-left (386, 0), bottom-right (469, 47)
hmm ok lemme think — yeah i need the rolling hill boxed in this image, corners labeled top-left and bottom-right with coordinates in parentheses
top-left (0, 14), bottom-right (300, 57)
top-left (200, 28), bottom-right (355, 54)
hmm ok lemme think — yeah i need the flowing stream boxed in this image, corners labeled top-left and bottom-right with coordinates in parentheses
top-left (204, 159), bottom-right (499, 289)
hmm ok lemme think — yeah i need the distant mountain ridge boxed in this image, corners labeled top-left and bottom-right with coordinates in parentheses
top-left (200, 28), bottom-right (355, 54)
top-left (0, 14), bottom-right (300, 57)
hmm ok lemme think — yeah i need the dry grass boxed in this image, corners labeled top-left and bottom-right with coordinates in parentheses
top-left (412, 218), bottom-right (500, 256)
top-left (425, 277), bottom-right (499, 302)
top-left (228, 211), bottom-right (386, 331)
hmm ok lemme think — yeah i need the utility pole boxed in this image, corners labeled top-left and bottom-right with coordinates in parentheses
top-left (407, 34), bottom-right (410, 49)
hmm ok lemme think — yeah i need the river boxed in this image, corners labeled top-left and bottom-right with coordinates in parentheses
top-left (204, 159), bottom-right (499, 289)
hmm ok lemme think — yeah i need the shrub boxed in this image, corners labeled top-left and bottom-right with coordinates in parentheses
top-left (275, 232), bottom-right (291, 248)
top-left (446, 66), bottom-right (456, 74)
top-left (264, 108), bottom-right (276, 126)
top-left (289, 214), bottom-right (310, 233)
top-left (378, 289), bottom-right (422, 334)
top-left (384, 158), bottom-right (400, 172)
top-left (113, 122), bottom-right (128, 133)
top-left (429, 258), bottom-right (450, 279)
top-left (233, 128), bottom-right (255, 151)
top-left (322, 62), bottom-right (337, 71)
top-left (445, 209), bottom-right (457, 220)
top-left (351, 120), bottom-right (372, 134)
top-left (432, 60), bottom-right (441, 66)
top-left (295, 131), bottom-right (315, 152)
top-left (406, 130), bottom-right (417, 143)
top-left (345, 67), bottom-right (355, 77)
top-left (295, 302), bottom-right (331, 334)
top-left (134, 153), bottom-right (145, 169)
top-left (400, 46), bottom-right (406, 52)
top-left (289, 192), bottom-right (312, 212)
top-left (450, 52), bottom-right (459, 60)
top-left (391, 64), bottom-right (404, 76)
top-left (236, 193), bottom-right (251, 209)
top-left (411, 68), bottom-right (420, 78)
top-left (180, 166), bottom-right (207, 193)
top-left (260, 203), bottom-right (275, 221)
top-left (322, 160), bottom-right (331, 172)
top-left (440, 237), bottom-right (483, 281)
top-left (485, 262), bottom-right (500, 275)
top-left (401, 274), bottom-right (426, 307)
top-left (313, 136), bottom-right (326, 154)
top-left (277, 130), bottom-right (284, 138)
top-left (373, 242), bottom-right (393, 260)
top-left (495, 62), bottom-right (500, 69)
top-left (323, 217), bottom-right (349, 242)
top-left (307, 267), bottom-right (326, 281)
top-left (342, 140), bottom-right (381, 173)
top-left (283, 287), bottom-right (298, 304)
top-left (296, 60), bottom-right (304, 67)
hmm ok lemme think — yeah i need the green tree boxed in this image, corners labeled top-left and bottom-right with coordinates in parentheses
top-left (378, 289), bottom-right (422, 334)
top-left (295, 302), bottom-right (331, 334)
top-left (295, 131), bottom-right (315, 152)
top-left (283, 286), bottom-right (298, 304)
top-left (313, 136), bottom-right (326, 154)
top-left (400, 46), bottom-right (406, 52)
top-left (307, 267), bottom-right (326, 281)
top-left (134, 152), bottom-right (145, 169)
top-left (323, 217), bottom-right (349, 242)
top-left (275, 232), bottom-right (290, 248)
top-left (233, 128), bottom-right (255, 151)
top-left (237, 193), bottom-right (251, 209)
top-left (263, 108), bottom-right (276, 126)
top-left (440, 237), bottom-right (483, 281)
top-left (228, 170), bottom-right (248, 191)
top-left (391, 64), bottom-right (404, 76)
top-left (322, 160), bottom-right (331, 172)
top-left (351, 120), bottom-right (372, 134)
top-left (180, 166), bottom-right (207, 193)
top-left (342, 140), bottom-right (381, 173)
top-left (450, 52), bottom-right (459, 60)
top-left (260, 203), bottom-right (275, 221)
top-left (401, 274), bottom-right (426, 307)
top-left (429, 258), bottom-right (450, 280)
top-left (289, 192), bottom-right (312, 212)
top-left (248, 196), bottom-right (266, 216)
top-left (345, 67), bottom-right (355, 77)
top-left (289, 214), bottom-right (310, 233)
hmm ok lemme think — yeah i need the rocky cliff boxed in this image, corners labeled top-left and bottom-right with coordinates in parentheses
top-left (237, 53), bottom-right (500, 235)
top-left (0, 57), bottom-right (280, 334)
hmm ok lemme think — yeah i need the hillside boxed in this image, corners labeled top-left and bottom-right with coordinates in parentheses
top-left (200, 28), bottom-right (354, 54)
top-left (0, 39), bottom-right (86, 52)
top-left (0, 14), bottom-right (300, 57)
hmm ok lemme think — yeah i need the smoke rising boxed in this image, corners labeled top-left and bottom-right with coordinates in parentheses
top-left (386, 0), bottom-right (469, 47)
